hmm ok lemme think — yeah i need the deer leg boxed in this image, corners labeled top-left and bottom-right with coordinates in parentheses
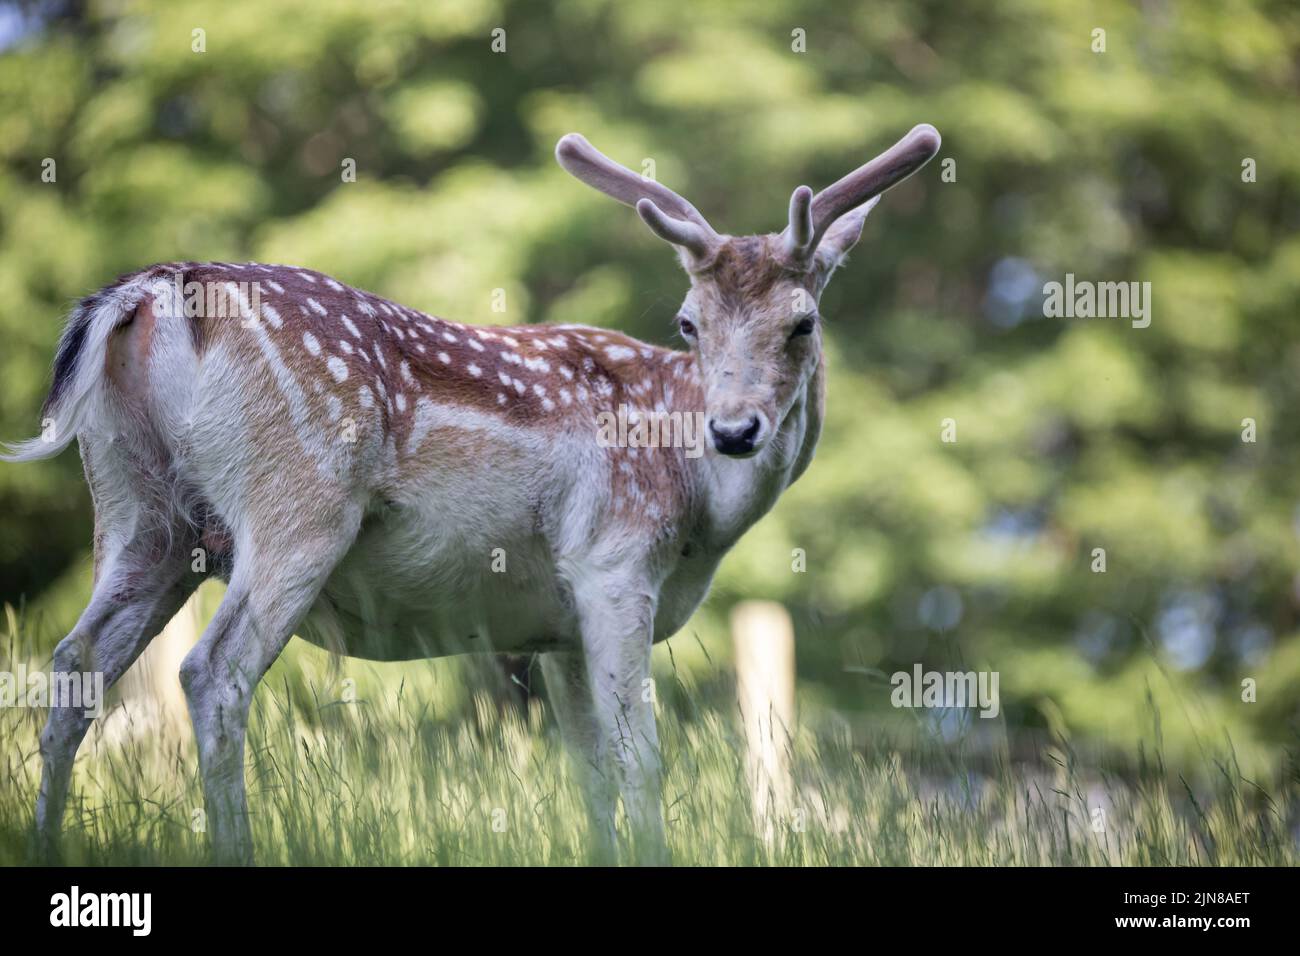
top-left (35, 550), bottom-right (194, 858)
top-left (180, 514), bottom-right (359, 865)
top-left (572, 578), bottom-right (668, 864)
top-left (539, 650), bottom-right (617, 862)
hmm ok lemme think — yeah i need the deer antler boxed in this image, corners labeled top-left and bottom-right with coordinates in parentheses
top-left (555, 133), bottom-right (721, 265)
top-left (783, 123), bottom-right (942, 263)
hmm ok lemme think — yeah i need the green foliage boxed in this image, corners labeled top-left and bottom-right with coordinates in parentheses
top-left (1, 0), bottom-right (1298, 776)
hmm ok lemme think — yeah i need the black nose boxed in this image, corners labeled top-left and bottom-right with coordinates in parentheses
top-left (709, 417), bottom-right (762, 456)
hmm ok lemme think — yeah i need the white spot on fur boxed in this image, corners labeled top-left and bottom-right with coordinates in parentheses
top-left (303, 332), bottom-right (321, 355)
top-left (605, 345), bottom-right (635, 361)
top-left (342, 316), bottom-right (362, 338)
top-left (327, 356), bottom-right (348, 382)
top-left (467, 363), bottom-right (482, 377)
top-left (308, 297), bottom-right (327, 316)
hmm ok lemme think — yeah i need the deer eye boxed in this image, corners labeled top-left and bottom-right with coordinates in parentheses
top-left (790, 315), bottom-right (817, 338)
top-left (678, 316), bottom-right (697, 339)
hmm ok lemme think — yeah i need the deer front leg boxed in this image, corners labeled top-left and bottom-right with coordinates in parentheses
top-left (539, 651), bottom-right (617, 862)
top-left (572, 576), bottom-right (668, 864)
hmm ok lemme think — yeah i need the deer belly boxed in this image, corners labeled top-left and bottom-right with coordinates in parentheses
top-left (303, 520), bottom-right (576, 662)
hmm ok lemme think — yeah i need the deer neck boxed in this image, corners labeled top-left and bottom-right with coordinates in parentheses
top-left (692, 355), bottom-right (825, 554)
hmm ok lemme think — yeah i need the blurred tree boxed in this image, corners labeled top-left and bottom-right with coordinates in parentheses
top-left (1, 0), bottom-right (1297, 766)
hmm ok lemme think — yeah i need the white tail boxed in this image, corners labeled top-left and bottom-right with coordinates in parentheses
top-left (11, 125), bottom-right (940, 863)
top-left (2, 269), bottom-right (184, 463)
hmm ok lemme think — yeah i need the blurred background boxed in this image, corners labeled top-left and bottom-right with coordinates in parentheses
top-left (1, 0), bottom-right (1299, 786)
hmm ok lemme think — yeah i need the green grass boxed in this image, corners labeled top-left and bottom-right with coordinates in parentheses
top-left (1, 621), bottom-right (1296, 866)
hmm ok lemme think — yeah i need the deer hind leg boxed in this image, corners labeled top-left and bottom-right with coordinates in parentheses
top-left (179, 503), bottom-right (362, 865)
top-left (35, 541), bottom-right (195, 858)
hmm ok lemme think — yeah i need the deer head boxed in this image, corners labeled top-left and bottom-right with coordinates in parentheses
top-left (556, 124), bottom-right (941, 458)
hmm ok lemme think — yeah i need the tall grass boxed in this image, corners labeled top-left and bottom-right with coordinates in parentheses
top-left (1, 616), bottom-right (1295, 866)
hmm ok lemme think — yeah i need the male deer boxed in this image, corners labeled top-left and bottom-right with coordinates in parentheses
top-left (5, 124), bottom-right (940, 864)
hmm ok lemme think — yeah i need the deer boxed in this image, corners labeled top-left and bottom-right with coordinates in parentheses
top-left (4, 123), bottom-right (940, 864)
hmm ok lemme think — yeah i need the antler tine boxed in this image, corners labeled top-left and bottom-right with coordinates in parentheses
top-left (785, 123), bottom-right (942, 262)
top-left (783, 185), bottom-right (814, 259)
top-left (636, 199), bottom-right (716, 262)
top-left (555, 133), bottom-right (721, 260)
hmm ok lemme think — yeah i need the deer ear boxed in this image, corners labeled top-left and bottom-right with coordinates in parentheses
top-left (814, 196), bottom-right (881, 273)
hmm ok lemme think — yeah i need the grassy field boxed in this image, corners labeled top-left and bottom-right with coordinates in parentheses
top-left (1, 617), bottom-right (1296, 867)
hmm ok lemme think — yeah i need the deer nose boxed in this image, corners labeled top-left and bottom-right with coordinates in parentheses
top-left (709, 416), bottom-right (762, 456)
